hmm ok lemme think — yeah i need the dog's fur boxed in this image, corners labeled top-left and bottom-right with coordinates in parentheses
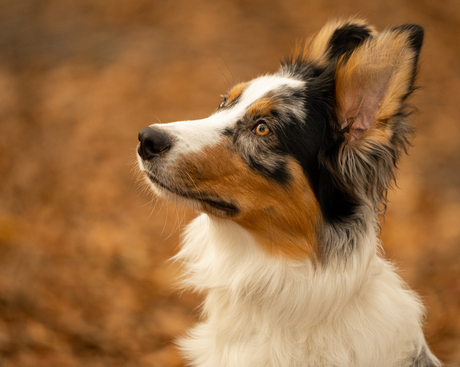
top-left (137, 20), bottom-right (441, 367)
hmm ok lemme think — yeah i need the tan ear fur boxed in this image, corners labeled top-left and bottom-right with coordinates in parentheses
top-left (336, 29), bottom-right (420, 145)
top-left (295, 19), bottom-right (376, 65)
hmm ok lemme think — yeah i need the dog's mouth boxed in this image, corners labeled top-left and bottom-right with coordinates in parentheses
top-left (146, 172), bottom-right (239, 216)
top-left (200, 198), bottom-right (239, 215)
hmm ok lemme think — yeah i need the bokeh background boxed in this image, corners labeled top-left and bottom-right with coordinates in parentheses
top-left (0, 0), bottom-right (459, 366)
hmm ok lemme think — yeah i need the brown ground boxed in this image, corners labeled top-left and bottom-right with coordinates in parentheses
top-left (0, 0), bottom-right (459, 366)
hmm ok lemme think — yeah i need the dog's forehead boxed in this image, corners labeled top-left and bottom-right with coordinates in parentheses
top-left (229, 75), bottom-right (304, 112)
top-left (153, 75), bottom-right (304, 156)
top-left (207, 75), bottom-right (305, 128)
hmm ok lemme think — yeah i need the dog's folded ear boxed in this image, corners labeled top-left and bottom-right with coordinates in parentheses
top-left (322, 24), bottom-right (424, 210)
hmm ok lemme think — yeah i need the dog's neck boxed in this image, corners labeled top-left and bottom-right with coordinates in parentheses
top-left (175, 212), bottom-right (380, 323)
top-left (174, 213), bottom-right (426, 366)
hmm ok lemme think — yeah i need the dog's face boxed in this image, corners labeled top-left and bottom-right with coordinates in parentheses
top-left (138, 75), bottom-right (323, 258)
top-left (137, 20), bottom-right (423, 260)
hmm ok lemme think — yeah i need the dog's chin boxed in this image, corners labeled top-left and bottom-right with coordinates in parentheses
top-left (144, 172), bottom-right (239, 217)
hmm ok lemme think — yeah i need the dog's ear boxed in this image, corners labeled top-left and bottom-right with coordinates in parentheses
top-left (300, 19), bottom-right (376, 65)
top-left (335, 24), bottom-right (423, 144)
top-left (323, 24), bottom-right (424, 210)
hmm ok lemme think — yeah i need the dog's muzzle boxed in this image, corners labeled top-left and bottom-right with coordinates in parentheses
top-left (138, 126), bottom-right (171, 160)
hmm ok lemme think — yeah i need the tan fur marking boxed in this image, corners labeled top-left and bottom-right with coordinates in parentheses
top-left (237, 160), bottom-right (320, 260)
top-left (226, 82), bottom-right (248, 105)
top-left (295, 19), bottom-right (375, 66)
top-left (247, 98), bottom-right (273, 117)
top-left (335, 30), bottom-right (418, 145)
top-left (172, 143), bottom-right (321, 260)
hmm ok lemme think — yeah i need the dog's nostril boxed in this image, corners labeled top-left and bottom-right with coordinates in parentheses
top-left (138, 127), bottom-right (172, 160)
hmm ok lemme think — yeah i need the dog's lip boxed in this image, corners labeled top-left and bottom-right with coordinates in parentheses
top-left (200, 198), bottom-right (239, 215)
top-left (146, 172), bottom-right (239, 216)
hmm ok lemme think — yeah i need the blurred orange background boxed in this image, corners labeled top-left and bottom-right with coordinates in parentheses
top-left (0, 0), bottom-right (459, 366)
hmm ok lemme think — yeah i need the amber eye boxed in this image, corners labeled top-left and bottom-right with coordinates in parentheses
top-left (253, 122), bottom-right (271, 136)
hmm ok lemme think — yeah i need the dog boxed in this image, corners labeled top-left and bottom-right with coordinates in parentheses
top-left (137, 19), bottom-right (441, 367)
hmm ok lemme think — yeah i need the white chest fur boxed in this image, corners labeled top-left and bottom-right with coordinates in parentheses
top-left (173, 215), bottom-right (429, 367)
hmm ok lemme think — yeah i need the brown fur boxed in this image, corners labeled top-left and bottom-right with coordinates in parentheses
top-left (247, 98), bottom-right (273, 117)
top-left (294, 19), bottom-right (376, 66)
top-left (335, 30), bottom-right (418, 146)
top-left (172, 141), bottom-right (321, 260)
top-left (226, 82), bottom-right (248, 105)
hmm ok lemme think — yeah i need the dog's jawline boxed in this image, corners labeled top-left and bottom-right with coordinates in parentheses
top-left (146, 172), bottom-right (239, 215)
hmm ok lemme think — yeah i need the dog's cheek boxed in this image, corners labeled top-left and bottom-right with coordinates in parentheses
top-left (172, 142), bottom-right (251, 198)
top-left (173, 143), bottom-right (322, 260)
top-left (234, 160), bottom-right (322, 260)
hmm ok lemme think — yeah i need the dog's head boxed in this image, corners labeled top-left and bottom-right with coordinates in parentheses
top-left (137, 20), bottom-right (423, 260)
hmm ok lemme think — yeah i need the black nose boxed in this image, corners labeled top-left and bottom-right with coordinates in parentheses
top-left (138, 127), bottom-right (172, 160)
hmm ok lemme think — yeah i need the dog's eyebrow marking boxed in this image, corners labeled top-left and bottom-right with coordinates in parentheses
top-left (247, 98), bottom-right (274, 117)
top-left (226, 82), bottom-right (248, 105)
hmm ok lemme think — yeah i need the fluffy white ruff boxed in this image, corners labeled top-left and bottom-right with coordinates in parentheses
top-left (174, 214), bottom-right (430, 367)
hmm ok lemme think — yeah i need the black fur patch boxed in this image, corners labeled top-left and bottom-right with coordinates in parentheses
top-left (222, 127), bottom-right (235, 137)
top-left (391, 24), bottom-right (424, 99)
top-left (327, 23), bottom-right (373, 60)
top-left (392, 24), bottom-right (424, 54)
top-left (247, 154), bottom-right (290, 184)
top-left (276, 64), bottom-right (358, 224)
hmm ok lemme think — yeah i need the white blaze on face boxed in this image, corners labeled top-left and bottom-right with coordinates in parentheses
top-left (151, 75), bottom-right (305, 160)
